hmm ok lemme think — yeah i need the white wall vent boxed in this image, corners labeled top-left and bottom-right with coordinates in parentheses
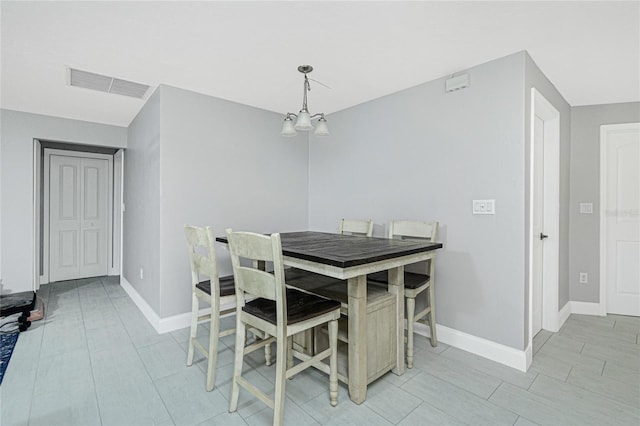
top-left (68, 68), bottom-right (151, 99)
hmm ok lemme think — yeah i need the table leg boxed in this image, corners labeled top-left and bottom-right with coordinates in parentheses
top-left (388, 266), bottom-right (405, 375)
top-left (348, 275), bottom-right (367, 404)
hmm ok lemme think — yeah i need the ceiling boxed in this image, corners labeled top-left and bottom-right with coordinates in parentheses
top-left (1, 1), bottom-right (638, 128)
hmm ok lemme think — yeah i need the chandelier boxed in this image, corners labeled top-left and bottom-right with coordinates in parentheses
top-left (281, 65), bottom-right (329, 137)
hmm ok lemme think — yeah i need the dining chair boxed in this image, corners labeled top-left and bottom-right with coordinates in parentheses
top-left (226, 229), bottom-right (341, 425)
top-left (339, 218), bottom-right (374, 237)
top-left (184, 224), bottom-right (237, 391)
top-left (368, 220), bottom-right (439, 368)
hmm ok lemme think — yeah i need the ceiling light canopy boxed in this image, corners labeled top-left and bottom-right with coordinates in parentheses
top-left (281, 65), bottom-right (329, 137)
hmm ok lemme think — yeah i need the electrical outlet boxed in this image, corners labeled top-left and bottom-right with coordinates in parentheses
top-left (579, 272), bottom-right (588, 284)
top-left (140, 268), bottom-right (144, 280)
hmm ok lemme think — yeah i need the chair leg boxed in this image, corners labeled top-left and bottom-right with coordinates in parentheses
top-left (328, 319), bottom-right (338, 407)
top-left (406, 295), bottom-right (416, 369)
top-left (287, 336), bottom-right (294, 374)
top-left (428, 284), bottom-right (437, 347)
top-left (229, 318), bottom-right (246, 413)
top-left (205, 304), bottom-right (221, 391)
top-left (273, 336), bottom-right (287, 426)
top-left (265, 339), bottom-right (272, 366)
top-left (251, 330), bottom-right (272, 366)
top-left (187, 293), bottom-right (199, 366)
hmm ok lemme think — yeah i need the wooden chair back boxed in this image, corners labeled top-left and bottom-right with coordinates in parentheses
top-left (389, 220), bottom-right (438, 241)
top-left (389, 220), bottom-right (439, 275)
top-left (184, 225), bottom-right (219, 288)
top-left (339, 218), bottom-right (374, 237)
top-left (226, 229), bottom-right (287, 319)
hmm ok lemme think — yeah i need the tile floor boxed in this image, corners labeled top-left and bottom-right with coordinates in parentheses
top-left (1, 276), bottom-right (639, 425)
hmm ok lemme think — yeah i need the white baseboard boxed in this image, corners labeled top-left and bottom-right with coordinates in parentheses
top-left (119, 276), bottom-right (532, 372)
top-left (524, 343), bottom-right (533, 370)
top-left (413, 322), bottom-right (529, 372)
top-left (556, 301), bottom-right (572, 330)
top-left (570, 301), bottom-right (605, 316)
top-left (119, 276), bottom-right (234, 334)
top-left (120, 276), bottom-right (162, 332)
top-left (156, 302), bottom-right (236, 334)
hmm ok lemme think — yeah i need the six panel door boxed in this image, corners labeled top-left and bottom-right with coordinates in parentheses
top-left (49, 155), bottom-right (109, 282)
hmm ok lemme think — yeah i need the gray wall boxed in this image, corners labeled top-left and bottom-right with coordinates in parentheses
top-left (123, 85), bottom-right (309, 318)
top-left (5, 54), bottom-right (629, 352)
top-left (569, 102), bottom-right (640, 303)
top-left (0, 109), bottom-right (127, 293)
top-left (308, 52), bottom-right (529, 350)
top-left (523, 53), bottom-right (572, 344)
top-left (123, 89), bottom-right (162, 312)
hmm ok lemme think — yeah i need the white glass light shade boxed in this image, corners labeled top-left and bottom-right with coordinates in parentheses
top-left (294, 111), bottom-right (313, 130)
top-left (281, 117), bottom-right (297, 137)
top-left (314, 118), bottom-right (329, 136)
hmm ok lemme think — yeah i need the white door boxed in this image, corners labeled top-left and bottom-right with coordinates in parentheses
top-left (531, 89), bottom-right (560, 335)
top-left (602, 123), bottom-right (640, 316)
top-left (532, 115), bottom-right (544, 336)
top-left (50, 154), bottom-right (109, 281)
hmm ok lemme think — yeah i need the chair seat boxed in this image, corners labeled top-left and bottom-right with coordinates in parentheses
top-left (196, 275), bottom-right (236, 297)
top-left (244, 288), bottom-right (340, 325)
top-left (368, 270), bottom-right (430, 290)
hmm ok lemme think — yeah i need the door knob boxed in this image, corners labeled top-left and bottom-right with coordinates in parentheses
top-left (540, 233), bottom-right (549, 240)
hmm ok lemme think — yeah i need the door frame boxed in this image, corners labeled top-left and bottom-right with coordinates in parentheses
top-left (599, 122), bottom-right (640, 315)
top-left (36, 146), bottom-right (118, 285)
top-left (112, 149), bottom-right (124, 277)
top-left (528, 88), bottom-right (561, 340)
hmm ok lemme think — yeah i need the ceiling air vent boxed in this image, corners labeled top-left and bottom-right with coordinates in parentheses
top-left (68, 68), bottom-right (151, 99)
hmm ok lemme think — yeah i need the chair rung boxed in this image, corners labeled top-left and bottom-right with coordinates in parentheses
top-left (218, 328), bottom-right (235, 338)
top-left (414, 306), bottom-right (431, 322)
top-left (287, 348), bottom-right (332, 379)
top-left (416, 316), bottom-right (433, 326)
top-left (220, 307), bottom-right (236, 317)
top-left (405, 283), bottom-right (430, 298)
top-left (292, 350), bottom-right (330, 375)
top-left (236, 376), bottom-right (274, 409)
top-left (197, 314), bottom-right (212, 323)
top-left (192, 339), bottom-right (208, 357)
top-left (248, 328), bottom-right (269, 340)
top-left (244, 336), bottom-right (276, 356)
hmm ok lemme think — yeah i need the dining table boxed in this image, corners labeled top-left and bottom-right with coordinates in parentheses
top-left (217, 231), bottom-right (443, 404)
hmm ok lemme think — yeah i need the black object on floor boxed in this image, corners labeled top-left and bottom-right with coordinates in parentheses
top-left (0, 291), bottom-right (36, 317)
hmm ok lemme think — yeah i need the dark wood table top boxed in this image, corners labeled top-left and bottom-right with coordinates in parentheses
top-left (217, 231), bottom-right (443, 268)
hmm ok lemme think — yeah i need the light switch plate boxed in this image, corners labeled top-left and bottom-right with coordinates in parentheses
top-left (473, 199), bottom-right (496, 215)
top-left (580, 203), bottom-right (593, 214)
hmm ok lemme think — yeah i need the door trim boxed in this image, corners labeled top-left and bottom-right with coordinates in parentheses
top-left (33, 141), bottom-right (42, 290)
top-left (111, 149), bottom-right (124, 276)
top-left (43, 148), bottom-right (113, 283)
top-left (528, 88), bottom-right (561, 343)
top-left (599, 122), bottom-right (640, 315)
